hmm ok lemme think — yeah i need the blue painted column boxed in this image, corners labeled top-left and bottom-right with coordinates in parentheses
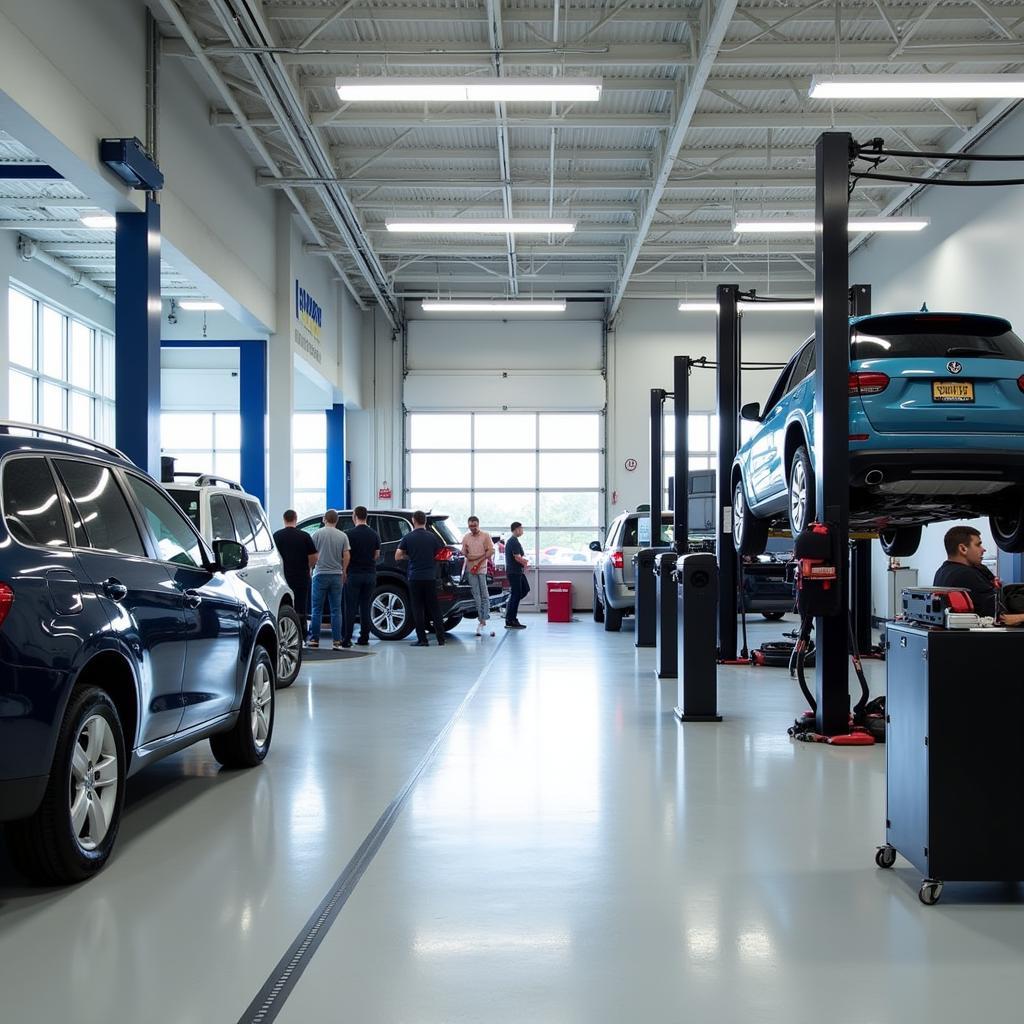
top-left (115, 198), bottom-right (161, 474)
top-left (239, 341), bottom-right (267, 504)
top-left (326, 403), bottom-right (345, 510)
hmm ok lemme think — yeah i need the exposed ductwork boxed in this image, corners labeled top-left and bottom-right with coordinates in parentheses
top-left (17, 235), bottom-right (114, 303)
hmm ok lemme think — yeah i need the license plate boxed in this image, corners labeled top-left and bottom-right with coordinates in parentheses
top-left (932, 381), bottom-right (974, 403)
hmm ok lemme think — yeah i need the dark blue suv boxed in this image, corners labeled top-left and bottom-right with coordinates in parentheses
top-left (0, 425), bottom-right (278, 884)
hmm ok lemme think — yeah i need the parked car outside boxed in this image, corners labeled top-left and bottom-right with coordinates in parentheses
top-left (165, 475), bottom-right (303, 687)
top-left (0, 425), bottom-right (277, 884)
top-left (298, 509), bottom-right (509, 640)
top-left (732, 312), bottom-right (1024, 557)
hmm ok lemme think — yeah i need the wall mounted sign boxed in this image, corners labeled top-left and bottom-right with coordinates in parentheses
top-left (624, 458), bottom-right (638, 472)
top-left (378, 484), bottom-right (393, 501)
top-left (294, 280), bottom-right (323, 364)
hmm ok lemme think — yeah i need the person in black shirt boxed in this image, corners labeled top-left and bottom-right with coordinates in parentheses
top-left (396, 510), bottom-right (445, 646)
top-left (504, 520), bottom-right (530, 629)
top-left (932, 524), bottom-right (1024, 624)
top-left (274, 509), bottom-right (316, 624)
top-left (343, 506), bottom-right (381, 647)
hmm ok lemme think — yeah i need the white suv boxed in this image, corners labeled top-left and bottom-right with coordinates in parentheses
top-left (165, 475), bottom-right (303, 687)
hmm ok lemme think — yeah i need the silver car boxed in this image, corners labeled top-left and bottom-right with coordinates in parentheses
top-left (590, 510), bottom-right (676, 632)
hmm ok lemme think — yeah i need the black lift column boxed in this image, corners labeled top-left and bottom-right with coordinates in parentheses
top-left (814, 132), bottom-right (853, 736)
top-left (849, 283), bottom-right (873, 653)
top-left (715, 284), bottom-right (741, 661)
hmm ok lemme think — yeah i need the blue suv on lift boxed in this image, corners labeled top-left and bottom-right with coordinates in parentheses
top-left (732, 312), bottom-right (1024, 557)
top-left (0, 425), bottom-right (278, 884)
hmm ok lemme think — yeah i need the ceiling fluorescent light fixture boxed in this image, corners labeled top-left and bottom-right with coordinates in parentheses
top-left (80, 215), bottom-right (116, 229)
top-left (178, 300), bottom-right (224, 311)
top-left (734, 218), bottom-right (929, 233)
top-left (387, 219), bottom-right (575, 234)
top-left (421, 300), bottom-right (567, 313)
top-left (337, 77), bottom-right (603, 103)
top-left (810, 74), bottom-right (1024, 99)
top-left (677, 302), bottom-right (721, 312)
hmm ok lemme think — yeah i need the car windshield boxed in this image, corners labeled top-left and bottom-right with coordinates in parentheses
top-left (429, 516), bottom-right (458, 545)
top-left (851, 314), bottom-right (1024, 360)
top-left (166, 488), bottom-right (201, 529)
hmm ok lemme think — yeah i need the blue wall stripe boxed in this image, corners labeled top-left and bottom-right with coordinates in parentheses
top-left (326, 403), bottom-right (345, 510)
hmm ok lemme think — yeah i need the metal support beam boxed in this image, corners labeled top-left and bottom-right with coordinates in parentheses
top-left (326, 404), bottom-right (346, 510)
top-left (115, 199), bottom-right (162, 476)
top-left (239, 342), bottom-right (268, 504)
top-left (715, 284), bottom-right (740, 662)
top-left (0, 164), bottom-right (63, 179)
top-left (673, 356), bottom-right (690, 553)
top-left (814, 132), bottom-right (852, 737)
top-left (650, 388), bottom-right (666, 549)
top-left (849, 282), bottom-right (873, 653)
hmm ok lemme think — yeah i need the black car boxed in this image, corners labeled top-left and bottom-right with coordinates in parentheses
top-left (0, 425), bottom-right (278, 884)
top-left (299, 509), bottom-right (509, 640)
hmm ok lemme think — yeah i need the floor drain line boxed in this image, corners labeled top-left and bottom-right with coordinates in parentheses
top-left (238, 632), bottom-right (510, 1024)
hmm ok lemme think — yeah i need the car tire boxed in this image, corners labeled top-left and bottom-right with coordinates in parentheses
top-left (275, 605), bottom-right (303, 689)
top-left (761, 611), bottom-right (786, 621)
top-left (879, 525), bottom-right (923, 557)
top-left (443, 613), bottom-right (463, 632)
top-left (369, 583), bottom-right (414, 641)
top-left (990, 508), bottom-right (1024, 553)
top-left (210, 645), bottom-right (275, 769)
top-left (593, 581), bottom-right (605, 622)
top-left (788, 446), bottom-right (816, 536)
top-left (603, 604), bottom-right (623, 631)
top-left (733, 479), bottom-right (769, 556)
top-left (5, 686), bottom-right (126, 884)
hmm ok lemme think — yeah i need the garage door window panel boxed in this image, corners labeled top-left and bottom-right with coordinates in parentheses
top-left (410, 453), bottom-right (471, 490)
top-left (474, 414), bottom-right (535, 450)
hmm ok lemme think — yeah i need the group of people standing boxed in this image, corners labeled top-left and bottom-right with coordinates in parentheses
top-left (273, 506), bottom-right (380, 650)
top-left (272, 507), bottom-right (534, 652)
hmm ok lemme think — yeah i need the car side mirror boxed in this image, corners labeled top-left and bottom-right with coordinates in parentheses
top-left (589, 540), bottom-right (602, 552)
top-left (740, 402), bottom-right (762, 421)
top-left (212, 538), bottom-right (248, 572)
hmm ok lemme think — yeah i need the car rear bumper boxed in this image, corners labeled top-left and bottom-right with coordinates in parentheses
top-left (0, 774), bottom-right (47, 822)
top-left (849, 448), bottom-right (1024, 488)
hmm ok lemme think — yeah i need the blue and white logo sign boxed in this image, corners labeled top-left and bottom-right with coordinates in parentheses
top-left (947, 360), bottom-right (962, 375)
top-left (295, 281), bottom-right (322, 342)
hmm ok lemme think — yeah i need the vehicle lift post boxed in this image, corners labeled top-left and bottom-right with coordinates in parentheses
top-left (815, 131), bottom-right (853, 736)
top-left (849, 284), bottom-right (873, 653)
top-left (716, 284), bottom-right (741, 661)
top-left (635, 388), bottom-right (667, 648)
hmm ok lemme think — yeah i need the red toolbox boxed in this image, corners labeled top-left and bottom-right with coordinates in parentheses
top-left (546, 580), bottom-right (573, 623)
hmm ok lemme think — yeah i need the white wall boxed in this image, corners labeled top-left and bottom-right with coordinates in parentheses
top-left (608, 299), bottom-right (814, 515)
top-left (849, 104), bottom-right (1024, 616)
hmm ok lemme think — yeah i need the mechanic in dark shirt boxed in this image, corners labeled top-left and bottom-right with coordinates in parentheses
top-left (274, 509), bottom-right (316, 624)
top-left (932, 524), bottom-right (1024, 624)
top-left (342, 505), bottom-right (381, 648)
top-left (396, 510), bottom-right (445, 647)
top-left (504, 521), bottom-right (530, 629)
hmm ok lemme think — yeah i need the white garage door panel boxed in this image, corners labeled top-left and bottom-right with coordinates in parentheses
top-left (408, 319), bottom-right (602, 371)
top-left (404, 371), bottom-right (605, 410)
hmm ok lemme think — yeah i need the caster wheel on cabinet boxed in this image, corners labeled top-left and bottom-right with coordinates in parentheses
top-left (919, 880), bottom-right (943, 906)
top-left (875, 845), bottom-right (897, 869)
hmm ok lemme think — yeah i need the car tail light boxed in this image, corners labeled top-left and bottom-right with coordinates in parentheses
top-left (848, 434), bottom-right (869, 441)
top-left (849, 371), bottom-right (890, 396)
top-left (0, 583), bottom-right (13, 628)
top-left (1017, 375), bottom-right (1024, 393)
top-left (611, 551), bottom-right (624, 570)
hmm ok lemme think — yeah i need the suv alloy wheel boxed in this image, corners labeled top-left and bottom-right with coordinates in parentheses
top-left (370, 583), bottom-right (414, 640)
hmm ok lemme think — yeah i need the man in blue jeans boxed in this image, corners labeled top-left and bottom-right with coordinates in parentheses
top-left (307, 508), bottom-right (350, 650)
top-left (342, 505), bottom-right (381, 647)
top-left (504, 520), bottom-right (529, 629)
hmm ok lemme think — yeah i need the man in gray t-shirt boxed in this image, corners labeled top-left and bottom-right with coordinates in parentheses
top-left (307, 509), bottom-right (351, 648)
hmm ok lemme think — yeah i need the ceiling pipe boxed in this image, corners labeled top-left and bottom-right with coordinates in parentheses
top-left (17, 236), bottom-right (114, 303)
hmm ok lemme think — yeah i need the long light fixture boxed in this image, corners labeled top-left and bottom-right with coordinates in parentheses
top-left (810, 74), bottom-right (1024, 99)
top-left (678, 301), bottom-right (815, 313)
top-left (387, 219), bottom-right (575, 235)
top-left (80, 215), bottom-right (116, 229)
top-left (178, 300), bottom-right (224, 311)
top-left (421, 300), bottom-right (567, 313)
top-left (734, 218), bottom-right (929, 233)
top-left (336, 76), bottom-right (602, 103)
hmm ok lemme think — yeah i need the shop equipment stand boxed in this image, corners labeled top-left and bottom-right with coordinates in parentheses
top-left (879, 623), bottom-right (1024, 904)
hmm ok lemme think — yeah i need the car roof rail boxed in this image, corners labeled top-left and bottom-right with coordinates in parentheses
top-left (194, 474), bottom-right (244, 491)
top-left (0, 421), bottom-right (133, 464)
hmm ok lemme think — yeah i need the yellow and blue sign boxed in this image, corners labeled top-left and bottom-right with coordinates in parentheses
top-left (295, 281), bottom-right (322, 342)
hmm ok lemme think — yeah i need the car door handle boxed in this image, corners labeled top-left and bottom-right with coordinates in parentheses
top-left (103, 578), bottom-right (128, 602)
top-left (183, 589), bottom-right (203, 609)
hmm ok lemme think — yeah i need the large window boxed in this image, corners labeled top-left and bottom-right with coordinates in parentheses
top-left (661, 412), bottom-right (759, 501)
top-left (292, 412), bottom-right (326, 519)
top-left (7, 286), bottom-right (115, 442)
top-left (160, 412), bottom-right (241, 483)
top-left (406, 412), bottom-right (603, 565)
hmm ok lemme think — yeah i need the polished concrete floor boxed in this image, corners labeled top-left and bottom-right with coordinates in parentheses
top-left (3, 615), bottom-right (1024, 1023)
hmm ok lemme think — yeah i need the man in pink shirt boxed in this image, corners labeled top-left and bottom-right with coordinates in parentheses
top-left (461, 516), bottom-right (495, 637)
